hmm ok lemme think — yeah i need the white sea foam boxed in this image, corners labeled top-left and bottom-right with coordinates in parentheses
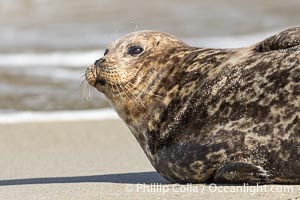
top-left (0, 32), bottom-right (275, 68)
top-left (0, 108), bottom-right (119, 124)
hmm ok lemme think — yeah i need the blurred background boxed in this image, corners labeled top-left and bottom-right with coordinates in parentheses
top-left (0, 0), bottom-right (299, 114)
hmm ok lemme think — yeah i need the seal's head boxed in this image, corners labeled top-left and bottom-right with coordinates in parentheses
top-left (85, 31), bottom-right (189, 105)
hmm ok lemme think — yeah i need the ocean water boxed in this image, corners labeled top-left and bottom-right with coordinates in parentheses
top-left (0, 0), bottom-right (299, 120)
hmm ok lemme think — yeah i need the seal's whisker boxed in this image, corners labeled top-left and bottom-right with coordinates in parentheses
top-left (121, 83), bottom-right (146, 108)
top-left (143, 92), bottom-right (164, 99)
top-left (129, 68), bottom-right (166, 100)
top-left (124, 85), bottom-right (148, 106)
top-left (124, 81), bottom-right (136, 89)
top-left (75, 79), bottom-right (88, 109)
top-left (114, 28), bottom-right (119, 41)
top-left (117, 82), bottom-right (130, 100)
top-left (117, 83), bottom-right (135, 108)
top-left (80, 78), bottom-right (86, 89)
top-left (79, 79), bottom-right (95, 103)
top-left (129, 20), bottom-right (140, 32)
top-left (79, 81), bottom-right (85, 99)
top-left (80, 70), bottom-right (86, 76)
top-left (113, 68), bottom-right (133, 99)
top-left (107, 84), bottom-right (115, 98)
top-left (117, 84), bottom-right (129, 100)
top-left (112, 85), bottom-right (117, 96)
top-left (112, 84), bottom-right (119, 98)
top-left (80, 79), bottom-right (88, 98)
top-left (114, 68), bottom-right (146, 108)
top-left (85, 82), bottom-right (91, 101)
top-left (112, 70), bottom-right (129, 99)
top-left (119, 82), bottom-right (148, 121)
top-left (86, 84), bottom-right (92, 101)
top-left (121, 84), bottom-right (143, 110)
top-left (125, 81), bottom-right (164, 99)
top-left (134, 23), bottom-right (139, 32)
top-left (81, 80), bottom-right (87, 97)
top-left (115, 83), bottom-right (148, 124)
top-left (116, 83), bottom-right (130, 102)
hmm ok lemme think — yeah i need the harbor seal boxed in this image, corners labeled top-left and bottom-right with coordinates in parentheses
top-left (85, 27), bottom-right (300, 184)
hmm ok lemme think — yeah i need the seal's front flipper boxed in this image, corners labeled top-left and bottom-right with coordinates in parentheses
top-left (214, 162), bottom-right (271, 184)
top-left (255, 27), bottom-right (300, 52)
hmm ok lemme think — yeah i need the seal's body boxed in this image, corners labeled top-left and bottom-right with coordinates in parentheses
top-left (86, 27), bottom-right (300, 184)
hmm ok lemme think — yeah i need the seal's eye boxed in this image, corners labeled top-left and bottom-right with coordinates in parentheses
top-left (128, 46), bottom-right (144, 56)
top-left (104, 49), bottom-right (109, 56)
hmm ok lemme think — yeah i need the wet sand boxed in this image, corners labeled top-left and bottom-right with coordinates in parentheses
top-left (0, 120), bottom-right (299, 200)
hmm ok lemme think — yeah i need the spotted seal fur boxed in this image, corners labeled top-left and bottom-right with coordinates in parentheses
top-left (85, 27), bottom-right (300, 184)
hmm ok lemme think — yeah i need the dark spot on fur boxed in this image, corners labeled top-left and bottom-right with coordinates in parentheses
top-left (291, 68), bottom-right (300, 82)
top-left (266, 69), bottom-right (290, 93)
top-left (253, 124), bottom-right (272, 136)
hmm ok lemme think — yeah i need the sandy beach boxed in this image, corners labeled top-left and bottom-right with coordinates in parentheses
top-left (0, 119), bottom-right (299, 200)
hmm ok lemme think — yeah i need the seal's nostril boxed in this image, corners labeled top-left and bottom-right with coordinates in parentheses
top-left (94, 58), bottom-right (106, 66)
